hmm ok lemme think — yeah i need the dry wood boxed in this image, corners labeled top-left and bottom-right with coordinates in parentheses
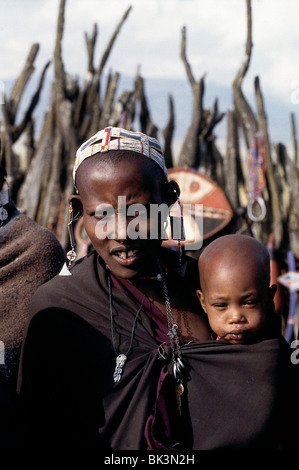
top-left (254, 75), bottom-right (283, 246)
top-left (232, 0), bottom-right (257, 141)
top-left (291, 112), bottom-right (298, 165)
top-left (162, 94), bottom-right (175, 168)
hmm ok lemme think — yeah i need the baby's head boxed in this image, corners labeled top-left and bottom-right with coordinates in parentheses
top-left (197, 234), bottom-right (277, 344)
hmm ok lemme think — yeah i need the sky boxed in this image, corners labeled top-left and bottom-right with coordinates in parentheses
top-left (1, 0), bottom-right (299, 157)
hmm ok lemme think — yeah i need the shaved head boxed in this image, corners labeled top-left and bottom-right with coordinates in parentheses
top-left (198, 234), bottom-right (271, 292)
top-left (197, 235), bottom-right (276, 344)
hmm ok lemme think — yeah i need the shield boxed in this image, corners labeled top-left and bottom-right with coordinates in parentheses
top-left (163, 167), bottom-right (234, 251)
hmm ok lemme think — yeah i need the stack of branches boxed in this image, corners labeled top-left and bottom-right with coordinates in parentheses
top-left (177, 25), bottom-right (225, 186)
top-left (224, 0), bottom-right (299, 260)
top-left (1, 0), bottom-right (298, 262)
top-left (0, 0), bottom-right (168, 249)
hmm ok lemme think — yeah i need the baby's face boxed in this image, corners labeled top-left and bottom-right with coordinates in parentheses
top-left (197, 260), bottom-right (274, 344)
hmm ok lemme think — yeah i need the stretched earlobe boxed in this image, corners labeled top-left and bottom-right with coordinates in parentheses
top-left (164, 180), bottom-right (181, 205)
top-left (68, 195), bottom-right (83, 219)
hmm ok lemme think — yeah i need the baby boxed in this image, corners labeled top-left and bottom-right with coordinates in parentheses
top-left (196, 234), bottom-right (277, 344)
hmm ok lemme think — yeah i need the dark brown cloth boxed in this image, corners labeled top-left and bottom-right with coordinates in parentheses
top-left (0, 210), bottom-right (66, 386)
top-left (18, 249), bottom-right (297, 450)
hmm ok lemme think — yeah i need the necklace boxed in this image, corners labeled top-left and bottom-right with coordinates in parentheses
top-left (156, 258), bottom-right (185, 414)
top-left (108, 272), bottom-right (145, 383)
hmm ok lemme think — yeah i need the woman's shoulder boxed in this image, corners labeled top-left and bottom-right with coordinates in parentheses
top-left (29, 250), bottom-right (102, 314)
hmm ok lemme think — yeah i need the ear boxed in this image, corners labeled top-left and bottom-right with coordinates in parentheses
top-left (269, 284), bottom-right (277, 300)
top-left (164, 180), bottom-right (181, 205)
top-left (267, 284), bottom-right (277, 315)
top-left (68, 195), bottom-right (83, 218)
top-left (196, 289), bottom-right (207, 313)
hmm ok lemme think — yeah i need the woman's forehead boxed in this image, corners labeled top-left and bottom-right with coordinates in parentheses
top-left (76, 153), bottom-right (164, 191)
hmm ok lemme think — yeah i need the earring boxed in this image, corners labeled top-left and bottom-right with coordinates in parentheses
top-left (169, 188), bottom-right (185, 267)
top-left (59, 202), bottom-right (78, 276)
top-left (0, 176), bottom-right (9, 226)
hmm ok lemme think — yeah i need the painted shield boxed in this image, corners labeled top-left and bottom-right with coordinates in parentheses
top-left (163, 167), bottom-right (234, 251)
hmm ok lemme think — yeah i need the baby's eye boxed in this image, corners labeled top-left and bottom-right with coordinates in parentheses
top-left (244, 299), bottom-right (258, 306)
top-left (213, 303), bottom-right (227, 309)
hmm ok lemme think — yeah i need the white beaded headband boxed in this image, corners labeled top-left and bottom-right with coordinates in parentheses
top-left (73, 126), bottom-right (168, 190)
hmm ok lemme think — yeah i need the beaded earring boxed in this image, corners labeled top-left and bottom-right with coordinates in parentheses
top-left (59, 202), bottom-right (78, 276)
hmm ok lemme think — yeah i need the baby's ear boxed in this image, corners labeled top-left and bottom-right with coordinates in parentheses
top-left (269, 284), bottom-right (277, 300)
top-left (196, 289), bottom-right (207, 313)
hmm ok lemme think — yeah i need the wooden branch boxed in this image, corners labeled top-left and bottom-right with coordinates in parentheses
top-left (0, 99), bottom-right (16, 188)
top-left (99, 71), bottom-right (120, 130)
top-left (232, 0), bottom-right (257, 138)
top-left (85, 23), bottom-right (98, 74)
top-left (224, 109), bottom-right (240, 209)
top-left (290, 112), bottom-right (298, 165)
top-left (16, 105), bottom-right (54, 219)
top-left (254, 75), bottom-right (283, 246)
top-left (177, 75), bottom-right (205, 167)
top-left (97, 6), bottom-right (132, 77)
top-left (54, 0), bottom-right (66, 104)
top-left (162, 94), bottom-right (175, 168)
top-left (200, 99), bottom-right (225, 140)
top-left (12, 60), bottom-right (51, 142)
top-left (7, 43), bottom-right (39, 125)
top-left (136, 75), bottom-right (158, 137)
top-left (285, 156), bottom-right (299, 256)
top-left (180, 26), bottom-right (196, 89)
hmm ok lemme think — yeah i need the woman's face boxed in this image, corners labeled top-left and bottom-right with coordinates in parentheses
top-left (75, 157), bottom-right (167, 278)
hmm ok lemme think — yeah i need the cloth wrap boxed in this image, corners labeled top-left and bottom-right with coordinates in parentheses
top-left (0, 210), bottom-right (66, 385)
top-left (18, 249), bottom-right (296, 450)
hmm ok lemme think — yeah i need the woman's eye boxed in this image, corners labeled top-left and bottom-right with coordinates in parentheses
top-left (127, 206), bottom-right (148, 218)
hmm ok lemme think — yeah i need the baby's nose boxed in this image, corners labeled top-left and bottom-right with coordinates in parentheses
top-left (229, 308), bottom-right (246, 323)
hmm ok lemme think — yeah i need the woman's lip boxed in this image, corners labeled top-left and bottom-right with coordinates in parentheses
top-left (110, 244), bottom-right (141, 254)
top-left (111, 250), bottom-right (142, 266)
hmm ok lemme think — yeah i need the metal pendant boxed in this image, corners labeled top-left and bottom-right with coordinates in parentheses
top-left (113, 353), bottom-right (127, 383)
top-left (176, 382), bottom-right (184, 415)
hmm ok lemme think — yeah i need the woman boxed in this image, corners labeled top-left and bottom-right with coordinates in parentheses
top-left (18, 127), bottom-right (296, 450)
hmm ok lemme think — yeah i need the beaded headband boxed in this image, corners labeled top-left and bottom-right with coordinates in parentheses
top-left (73, 126), bottom-right (168, 190)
